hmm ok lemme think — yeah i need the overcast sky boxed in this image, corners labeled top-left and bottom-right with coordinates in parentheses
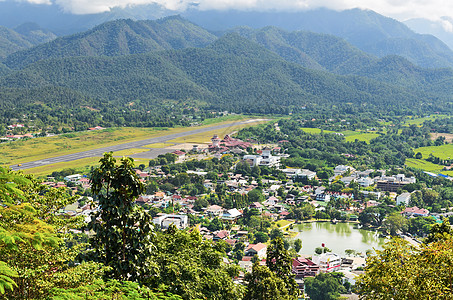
top-left (10, 0), bottom-right (453, 23)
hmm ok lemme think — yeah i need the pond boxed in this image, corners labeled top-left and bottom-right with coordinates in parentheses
top-left (292, 222), bottom-right (386, 256)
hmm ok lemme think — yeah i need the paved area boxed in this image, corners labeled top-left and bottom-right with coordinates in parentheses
top-left (10, 120), bottom-right (262, 171)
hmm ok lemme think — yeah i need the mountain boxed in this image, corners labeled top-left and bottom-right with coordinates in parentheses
top-left (229, 26), bottom-right (377, 74)
top-left (404, 18), bottom-right (453, 50)
top-left (183, 8), bottom-right (453, 69)
top-left (5, 16), bottom-right (217, 69)
top-left (0, 34), bottom-right (437, 116)
top-left (0, 23), bottom-right (55, 60)
top-left (0, 63), bottom-right (10, 76)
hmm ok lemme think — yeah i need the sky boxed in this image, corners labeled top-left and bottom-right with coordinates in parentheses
top-left (8, 0), bottom-right (453, 25)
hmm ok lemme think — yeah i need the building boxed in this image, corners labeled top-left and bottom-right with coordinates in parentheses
top-left (206, 205), bottom-right (224, 216)
top-left (376, 174), bottom-right (416, 192)
top-left (153, 214), bottom-right (189, 229)
top-left (245, 243), bottom-right (268, 259)
top-left (402, 206), bottom-right (429, 217)
top-left (396, 193), bottom-right (411, 206)
top-left (222, 208), bottom-right (243, 221)
top-left (312, 253), bottom-right (342, 273)
top-left (292, 257), bottom-right (320, 278)
top-left (63, 174), bottom-right (83, 182)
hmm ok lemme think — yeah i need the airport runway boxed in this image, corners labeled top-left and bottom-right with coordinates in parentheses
top-left (9, 120), bottom-right (261, 171)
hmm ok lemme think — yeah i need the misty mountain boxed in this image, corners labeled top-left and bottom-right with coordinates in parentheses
top-left (183, 8), bottom-right (453, 69)
top-left (0, 23), bottom-right (56, 61)
top-left (229, 26), bottom-right (377, 74)
top-left (0, 34), bottom-right (431, 115)
top-left (5, 16), bottom-right (216, 69)
top-left (404, 17), bottom-right (453, 50)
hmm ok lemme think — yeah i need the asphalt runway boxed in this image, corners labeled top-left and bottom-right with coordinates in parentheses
top-left (9, 120), bottom-right (260, 171)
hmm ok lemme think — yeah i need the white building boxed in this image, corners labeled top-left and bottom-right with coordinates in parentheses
top-left (64, 174), bottom-right (82, 182)
top-left (334, 165), bottom-right (355, 176)
top-left (312, 253), bottom-right (342, 273)
top-left (153, 214), bottom-right (189, 229)
top-left (357, 177), bottom-right (374, 187)
top-left (242, 147), bottom-right (280, 167)
top-left (396, 193), bottom-right (412, 206)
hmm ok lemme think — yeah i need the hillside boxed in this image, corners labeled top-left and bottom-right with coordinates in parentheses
top-left (5, 16), bottom-right (217, 69)
top-left (0, 34), bottom-right (437, 116)
top-left (0, 24), bottom-right (55, 60)
top-left (230, 26), bottom-right (377, 74)
top-left (183, 8), bottom-right (453, 69)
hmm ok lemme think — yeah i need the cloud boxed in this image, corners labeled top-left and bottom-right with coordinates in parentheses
top-left (441, 19), bottom-right (453, 33)
top-left (14, 0), bottom-right (453, 21)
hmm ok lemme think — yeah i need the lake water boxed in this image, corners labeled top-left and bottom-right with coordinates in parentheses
top-left (292, 222), bottom-right (386, 256)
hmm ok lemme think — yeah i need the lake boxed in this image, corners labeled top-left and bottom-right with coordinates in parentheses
top-left (292, 222), bottom-right (386, 255)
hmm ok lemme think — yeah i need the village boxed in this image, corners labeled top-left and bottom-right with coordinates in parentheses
top-left (37, 131), bottom-right (453, 295)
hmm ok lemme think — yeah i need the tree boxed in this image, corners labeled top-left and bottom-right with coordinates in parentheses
top-left (382, 212), bottom-right (408, 236)
top-left (425, 218), bottom-right (452, 243)
top-left (265, 237), bottom-right (299, 299)
top-left (244, 262), bottom-right (295, 300)
top-left (305, 273), bottom-right (346, 300)
top-left (87, 152), bottom-right (154, 282)
top-left (248, 188), bottom-right (265, 203)
top-left (294, 239), bottom-right (302, 253)
top-left (356, 237), bottom-right (453, 299)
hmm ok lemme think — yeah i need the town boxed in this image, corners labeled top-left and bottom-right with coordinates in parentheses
top-left (40, 129), bottom-right (453, 298)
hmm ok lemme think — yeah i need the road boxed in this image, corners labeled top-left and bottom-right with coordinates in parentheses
top-left (9, 120), bottom-right (263, 171)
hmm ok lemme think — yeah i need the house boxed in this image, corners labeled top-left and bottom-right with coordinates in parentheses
top-left (357, 177), bottom-right (374, 187)
top-left (245, 243), bottom-right (268, 259)
top-left (402, 206), bottom-right (429, 217)
top-left (249, 202), bottom-right (263, 211)
top-left (206, 205), bottom-right (224, 216)
top-left (63, 174), bottom-right (82, 182)
top-left (292, 257), bottom-right (320, 278)
top-left (316, 194), bottom-right (331, 202)
top-left (334, 165), bottom-right (355, 176)
top-left (153, 214), bottom-right (189, 229)
top-left (312, 253), bottom-right (342, 273)
top-left (213, 230), bottom-right (230, 241)
top-left (222, 208), bottom-right (243, 221)
top-left (396, 193), bottom-right (411, 206)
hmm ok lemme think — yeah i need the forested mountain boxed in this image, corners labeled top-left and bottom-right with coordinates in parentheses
top-left (0, 24), bottom-right (55, 60)
top-left (0, 63), bottom-right (10, 76)
top-left (0, 34), bottom-right (441, 116)
top-left (230, 26), bottom-right (376, 74)
top-left (183, 8), bottom-right (453, 69)
top-left (5, 16), bottom-right (216, 69)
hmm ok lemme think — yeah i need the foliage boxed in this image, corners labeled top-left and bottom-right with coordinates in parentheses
top-left (145, 225), bottom-right (244, 300)
top-left (50, 279), bottom-right (183, 300)
top-left (265, 237), bottom-right (299, 299)
top-left (87, 152), bottom-right (154, 282)
top-left (304, 272), bottom-right (347, 300)
top-left (356, 237), bottom-right (453, 299)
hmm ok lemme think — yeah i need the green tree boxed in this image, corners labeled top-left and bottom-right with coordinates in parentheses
top-left (265, 237), bottom-right (299, 299)
top-left (244, 261), bottom-right (295, 300)
top-left (305, 273), bottom-right (346, 300)
top-left (294, 239), bottom-right (302, 253)
top-left (382, 211), bottom-right (408, 236)
top-left (356, 237), bottom-right (453, 299)
top-left (87, 153), bottom-right (154, 282)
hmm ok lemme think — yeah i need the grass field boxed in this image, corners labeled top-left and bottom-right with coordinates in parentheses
top-left (23, 156), bottom-right (148, 178)
top-left (405, 158), bottom-right (453, 176)
top-left (300, 128), bottom-right (379, 143)
top-left (414, 144), bottom-right (453, 160)
top-left (300, 127), bottom-right (336, 134)
top-left (344, 132), bottom-right (380, 143)
top-left (142, 143), bottom-right (176, 148)
top-left (403, 114), bottom-right (450, 126)
top-left (168, 119), bottom-right (270, 144)
top-left (0, 117), bottom-right (264, 167)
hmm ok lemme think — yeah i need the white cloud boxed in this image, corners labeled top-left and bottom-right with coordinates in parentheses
top-left (441, 19), bottom-right (453, 33)
top-left (14, 0), bottom-right (453, 22)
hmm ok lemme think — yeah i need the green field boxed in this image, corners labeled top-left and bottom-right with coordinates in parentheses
top-left (403, 114), bottom-right (450, 126)
top-left (344, 133), bottom-right (380, 143)
top-left (300, 128), bottom-right (379, 143)
top-left (300, 127), bottom-right (336, 134)
top-left (405, 158), bottom-right (453, 176)
top-left (0, 117), bottom-right (261, 167)
top-left (414, 144), bottom-right (453, 160)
